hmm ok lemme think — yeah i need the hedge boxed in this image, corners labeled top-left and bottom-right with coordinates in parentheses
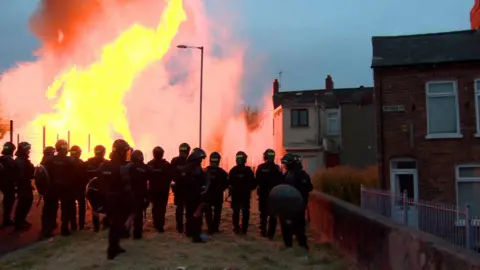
top-left (312, 165), bottom-right (379, 206)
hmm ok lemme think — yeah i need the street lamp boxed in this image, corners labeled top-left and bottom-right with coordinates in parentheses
top-left (176, 44), bottom-right (204, 148)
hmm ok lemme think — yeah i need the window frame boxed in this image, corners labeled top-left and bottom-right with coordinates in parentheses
top-left (326, 109), bottom-right (340, 136)
top-left (290, 108), bottom-right (309, 127)
top-left (455, 164), bottom-right (480, 225)
top-left (425, 81), bottom-right (462, 139)
top-left (474, 79), bottom-right (480, 136)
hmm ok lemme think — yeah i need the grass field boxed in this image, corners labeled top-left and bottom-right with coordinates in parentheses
top-left (0, 203), bottom-right (349, 270)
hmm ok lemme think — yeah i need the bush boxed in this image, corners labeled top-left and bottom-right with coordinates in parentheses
top-left (312, 165), bottom-right (379, 205)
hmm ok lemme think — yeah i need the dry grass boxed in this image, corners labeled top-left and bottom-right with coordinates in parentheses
top-left (312, 165), bottom-right (379, 206)
top-left (0, 204), bottom-right (348, 270)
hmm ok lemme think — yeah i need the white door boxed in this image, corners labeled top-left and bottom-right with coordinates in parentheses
top-left (390, 159), bottom-right (419, 228)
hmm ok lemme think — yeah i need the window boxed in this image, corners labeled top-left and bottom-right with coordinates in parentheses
top-left (291, 109), bottom-right (308, 127)
top-left (426, 81), bottom-right (461, 138)
top-left (327, 110), bottom-right (340, 135)
top-left (475, 80), bottom-right (480, 134)
top-left (457, 165), bottom-right (480, 218)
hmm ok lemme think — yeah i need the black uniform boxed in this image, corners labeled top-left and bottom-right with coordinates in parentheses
top-left (85, 145), bottom-right (107, 232)
top-left (171, 142), bottom-right (191, 233)
top-left (228, 151), bottom-right (256, 234)
top-left (70, 145), bottom-right (88, 230)
top-left (256, 149), bottom-right (283, 238)
top-left (128, 150), bottom-right (149, 239)
top-left (43, 140), bottom-right (76, 235)
top-left (203, 152), bottom-right (228, 234)
top-left (0, 142), bottom-right (17, 227)
top-left (37, 146), bottom-right (58, 237)
top-left (279, 154), bottom-right (313, 250)
top-left (13, 142), bottom-right (35, 230)
top-left (99, 139), bottom-right (135, 260)
top-left (147, 146), bottom-right (172, 232)
top-left (183, 148), bottom-right (207, 242)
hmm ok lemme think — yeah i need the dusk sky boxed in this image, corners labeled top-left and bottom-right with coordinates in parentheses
top-left (0, 0), bottom-right (473, 100)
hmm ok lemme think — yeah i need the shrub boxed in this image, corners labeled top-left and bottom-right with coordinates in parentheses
top-left (312, 165), bottom-right (379, 205)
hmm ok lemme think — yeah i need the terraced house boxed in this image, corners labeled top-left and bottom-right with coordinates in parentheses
top-left (372, 29), bottom-right (480, 216)
top-left (272, 75), bottom-right (376, 176)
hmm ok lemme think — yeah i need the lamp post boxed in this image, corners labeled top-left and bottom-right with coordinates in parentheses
top-left (177, 44), bottom-right (204, 148)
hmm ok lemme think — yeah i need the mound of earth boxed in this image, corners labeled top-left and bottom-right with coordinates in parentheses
top-left (0, 203), bottom-right (349, 270)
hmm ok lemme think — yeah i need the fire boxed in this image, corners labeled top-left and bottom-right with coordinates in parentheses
top-left (0, 0), bottom-right (273, 168)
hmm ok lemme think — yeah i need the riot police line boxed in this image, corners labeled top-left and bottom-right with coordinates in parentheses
top-left (0, 139), bottom-right (313, 260)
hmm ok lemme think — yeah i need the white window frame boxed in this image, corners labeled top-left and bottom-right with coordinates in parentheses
top-left (455, 164), bottom-right (480, 226)
top-left (425, 81), bottom-right (462, 139)
top-left (326, 109), bottom-right (340, 136)
top-left (474, 79), bottom-right (480, 136)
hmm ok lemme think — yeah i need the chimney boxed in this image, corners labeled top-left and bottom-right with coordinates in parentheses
top-left (273, 79), bottom-right (279, 94)
top-left (325, 75), bottom-right (334, 92)
top-left (471, 0), bottom-right (480, 29)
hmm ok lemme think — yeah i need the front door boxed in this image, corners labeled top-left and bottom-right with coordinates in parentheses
top-left (390, 159), bottom-right (419, 228)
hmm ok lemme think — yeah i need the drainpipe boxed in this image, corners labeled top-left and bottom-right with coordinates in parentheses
top-left (378, 77), bottom-right (387, 190)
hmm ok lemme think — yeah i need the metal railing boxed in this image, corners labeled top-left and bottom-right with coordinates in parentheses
top-left (361, 186), bottom-right (480, 252)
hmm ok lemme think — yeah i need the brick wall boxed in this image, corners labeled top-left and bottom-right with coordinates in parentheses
top-left (308, 191), bottom-right (480, 270)
top-left (374, 62), bottom-right (480, 203)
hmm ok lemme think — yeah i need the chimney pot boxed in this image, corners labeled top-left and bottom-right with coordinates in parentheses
top-left (325, 75), bottom-right (334, 92)
top-left (273, 79), bottom-right (279, 94)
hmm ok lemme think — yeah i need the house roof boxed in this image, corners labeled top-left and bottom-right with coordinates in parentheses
top-left (273, 86), bottom-right (373, 109)
top-left (371, 30), bottom-right (480, 68)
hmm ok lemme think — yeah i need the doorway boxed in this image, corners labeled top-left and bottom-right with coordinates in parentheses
top-left (390, 159), bottom-right (419, 228)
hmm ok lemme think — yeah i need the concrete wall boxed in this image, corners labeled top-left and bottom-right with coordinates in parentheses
top-left (308, 191), bottom-right (480, 270)
top-left (282, 105), bottom-right (321, 148)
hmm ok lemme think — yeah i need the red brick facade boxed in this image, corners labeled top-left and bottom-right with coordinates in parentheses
top-left (374, 62), bottom-right (480, 204)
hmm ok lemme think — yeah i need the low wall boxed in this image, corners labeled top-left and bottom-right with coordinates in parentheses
top-left (308, 191), bottom-right (480, 270)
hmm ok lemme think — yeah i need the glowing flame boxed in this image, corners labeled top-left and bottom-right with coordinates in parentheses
top-left (0, 0), bottom-right (273, 168)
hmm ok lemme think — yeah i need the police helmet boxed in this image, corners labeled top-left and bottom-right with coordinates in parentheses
top-left (55, 139), bottom-right (69, 155)
top-left (281, 153), bottom-right (296, 165)
top-left (69, 145), bottom-right (82, 158)
top-left (94, 145), bottom-right (106, 157)
top-left (16, 141), bottom-right (31, 157)
top-left (131, 150), bottom-right (144, 163)
top-left (152, 146), bottom-right (164, 160)
top-left (263, 148), bottom-right (275, 162)
top-left (179, 143), bottom-right (191, 153)
top-left (209, 151), bottom-right (221, 165)
top-left (43, 146), bottom-right (55, 156)
top-left (2, 142), bottom-right (16, 155)
top-left (187, 148), bottom-right (207, 163)
top-left (235, 151), bottom-right (247, 165)
top-left (111, 139), bottom-right (131, 161)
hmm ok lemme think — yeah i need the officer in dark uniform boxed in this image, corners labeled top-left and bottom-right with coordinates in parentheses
top-left (228, 151), bottom-right (257, 234)
top-left (0, 142), bottom-right (17, 227)
top-left (85, 145), bottom-right (107, 232)
top-left (256, 149), bottom-right (283, 239)
top-left (97, 139), bottom-right (135, 259)
top-left (171, 142), bottom-right (191, 233)
top-left (279, 153), bottom-right (313, 250)
top-left (128, 150), bottom-right (149, 239)
top-left (147, 146), bottom-right (172, 233)
top-left (36, 146), bottom-right (58, 237)
top-left (70, 145), bottom-right (88, 230)
top-left (203, 152), bottom-right (228, 234)
top-left (183, 147), bottom-right (207, 242)
top-left (43, 140), bottom-right (76, 236)
top-left (13, 142), bottom-right (35, 230)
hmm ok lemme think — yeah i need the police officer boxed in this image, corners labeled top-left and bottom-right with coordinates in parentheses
top-left (85, 145), bottom-right (107, 232)
top-left (256, 149), bottom-right (283, 239)
top-left (228, 151), bottom-right (256, 234)
top-left (128, 150), bottom-right (149, 239)
top-left (97, 139), bottom-right (135, 259)
top-left (0, 142), bottom-right (16, 227)
top-left (183, 147), bottom-right (207, 242)
top-left (37, 146), bottom-right (58, 237)
top-left (70, 145), bottom-right (88, 230)
top-left (204, 152), bottom-right (228, 234)
top-left (279, 153), bottom-right (313, 250)
top-left (43, 140), bottom-right (76, 236)
top-left (171, 142), bottom-right (191, 234)
top-left (147, 146), bottom-right (172, 233)
top-left (13, 142), bottom-right (35, 230)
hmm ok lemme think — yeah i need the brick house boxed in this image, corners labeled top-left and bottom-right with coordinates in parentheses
top-left (272, 76), bottom-right (375, 176)
top-left (372, 30), bottom-right (480, 217)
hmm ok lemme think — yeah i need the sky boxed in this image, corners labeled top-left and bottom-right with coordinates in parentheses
top-left (0, 0), bottom-right (473, 103)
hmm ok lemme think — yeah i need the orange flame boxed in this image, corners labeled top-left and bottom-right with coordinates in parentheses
top-left (0, 0), bottom-right (273, 168)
